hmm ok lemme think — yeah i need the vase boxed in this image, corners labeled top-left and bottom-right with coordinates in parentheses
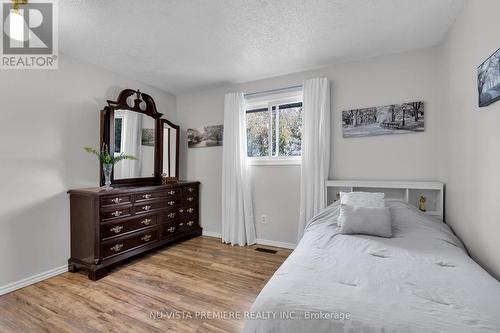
top-left (102, 163), bottom-right (113, 191)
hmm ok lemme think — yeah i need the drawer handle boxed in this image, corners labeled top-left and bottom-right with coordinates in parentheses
top-left (142, 205), bottom-right (151, 211)
top-left (168, 190), bottom-right (176, 195)
top-left (188, 187), bottom-right (194, 192)
top-left (110, 225), bottom-right (124, 234)
top-left (111, 197), bottom-right (122, 204)
top-left (110, 244), bottom-right (123, 252)
top-left (187, 221), bottom-right (194, 226)
top-left (168, 201), bottom-right (175, 206)
top-left (168, 227), bottom-right (176, 233)
top-left (141, 234), bottom-right (152, 242)
top-left (142, 194), bottom-right (152, 199)
top-left (187, 208), bottom-right (194, 213)
top-left (179, 222), bottom-right (184, 226)
top-left (111, 210), bottom-right (123, 217)
top-left (141, 218), bottom-right (152, 226)
top-left (187, 197), bottom-right (194, 202)
top-left (179, 209), bottom-right (184, 213)
top-left (168, 213), bottom-right (176, 218)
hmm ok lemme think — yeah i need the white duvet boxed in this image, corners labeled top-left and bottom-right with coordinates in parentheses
top-left (243, 200), bottom-right (500, 333)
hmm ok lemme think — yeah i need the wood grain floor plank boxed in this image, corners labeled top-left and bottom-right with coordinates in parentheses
top-left (0, 236), bottom-right (291, 333)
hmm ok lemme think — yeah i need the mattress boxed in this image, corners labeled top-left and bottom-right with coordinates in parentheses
top-left (243, 200), bottom-right (500, 333)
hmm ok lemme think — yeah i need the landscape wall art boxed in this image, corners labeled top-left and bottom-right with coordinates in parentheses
top-left (342, 101), bottom-right (424, 138)
top-left (187, 125), bottom-right (224, 148)
top-left (478, 48), bottom-right (500, 107)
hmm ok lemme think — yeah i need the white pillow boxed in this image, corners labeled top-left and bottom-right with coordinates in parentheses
top-left (338, 204), bottom-right (392, 238)
top-left (340, 191), bottom-right (385, 208)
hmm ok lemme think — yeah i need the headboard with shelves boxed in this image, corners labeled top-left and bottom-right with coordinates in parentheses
top-left (325, 180), bottom-right (444, 221)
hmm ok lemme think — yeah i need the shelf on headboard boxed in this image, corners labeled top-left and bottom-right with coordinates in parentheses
top-left (325, 180), bottom-right (445, 221)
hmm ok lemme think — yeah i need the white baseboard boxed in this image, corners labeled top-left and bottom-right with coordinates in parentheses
top-left (0, 265), bottom-right (68, 296)
top-left (256, 238), bottom-right (296, 250)
top-left (202, 230), bottom-right (222, 238)
top-left (201, 232), bottom-right (296, 250)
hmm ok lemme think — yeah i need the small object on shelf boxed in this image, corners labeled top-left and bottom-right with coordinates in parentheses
top-left (419, 195), bottom-right (427, 212)
top-left (162, 174), bottom-right (178, 184)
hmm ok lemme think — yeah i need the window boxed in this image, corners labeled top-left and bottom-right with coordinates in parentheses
top-left (114, 117), bottom-right (123, 153)
top-left (246, 95), bottom-right (302, 164)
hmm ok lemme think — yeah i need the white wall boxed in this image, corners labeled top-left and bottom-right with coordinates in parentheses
top-left (0, 53), bottom-right (176, 289)
top-left (440, 0), bottom-right (500, 279)
top-left (177, 46), bottom-right (442, 244)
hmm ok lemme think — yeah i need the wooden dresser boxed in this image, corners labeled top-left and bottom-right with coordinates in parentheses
top-left (68, 181), bottom-right (201, 280)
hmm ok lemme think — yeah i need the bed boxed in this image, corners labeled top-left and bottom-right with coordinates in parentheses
top-left (243, 200), bottom-right (500, 333)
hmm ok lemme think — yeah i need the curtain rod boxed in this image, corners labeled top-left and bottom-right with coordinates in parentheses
top-left (244, 85), bottom-right (302, 98)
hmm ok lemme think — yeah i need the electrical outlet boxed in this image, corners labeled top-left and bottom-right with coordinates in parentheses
top-left (261, 214), bottom-right (268, 224)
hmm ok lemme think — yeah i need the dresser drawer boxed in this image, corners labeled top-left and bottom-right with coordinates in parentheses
top-left (164, 188), bottom-right (181, 198)
top-left (183, 185), bottom-right (198, 198)
top-left (178, 205), bottom-right (198, 219)
top-left (159, 208), bottom-right (180, 223)
top-left (134, 190), bottom-right (179, 203)
top-left (162, 197), bottom-right (180, 208)
top-left (101, 206), bottom-right (132, 221)
top-left (177, 219), bottom-right (198, 233)
top-left (101, 215), bottom-right (157, 240)
top-left (160, 223), bottom-right (181, 239)
top-left (101, 195), bottom-right (132, 207)
top-left (134, 201), bottom-right (166, 215)
top-left (102, 229), bottom-right (158, 259)
top-left (183, 192), bottom-right (198, 205)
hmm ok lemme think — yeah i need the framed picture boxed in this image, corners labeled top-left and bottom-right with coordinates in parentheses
top-left (342, 101), bottom-right (424, 138)
top-left (141, 128), bottom-right (155, 146)
top-left (187, 125), bottom-right (223, 148)
top-left (478, 48), bottom-right (500, 107)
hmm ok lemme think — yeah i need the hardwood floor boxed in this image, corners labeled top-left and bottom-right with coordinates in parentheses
top-left (0, 236), bottom-right (291, 333)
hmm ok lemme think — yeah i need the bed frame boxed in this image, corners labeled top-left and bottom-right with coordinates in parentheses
top-left (325, 180), bottom-right (445, 221)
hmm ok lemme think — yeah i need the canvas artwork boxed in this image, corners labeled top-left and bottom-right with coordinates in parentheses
top-left (187, 125), bottom-right (224, 148)
top-left (342, 101), bottom-right (424, 138)
top-left (478, 48), bottom-right (500, 107)
top-left (141, 128), bottom-right (155, 146)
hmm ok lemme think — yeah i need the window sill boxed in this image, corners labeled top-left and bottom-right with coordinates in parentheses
top-left (247, 157), bottom-right (301, 166)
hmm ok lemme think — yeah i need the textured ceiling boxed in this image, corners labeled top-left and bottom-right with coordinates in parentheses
top-left (60, 0), bottom-right (464, 94)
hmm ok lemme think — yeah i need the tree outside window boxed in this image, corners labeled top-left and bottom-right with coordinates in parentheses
top-left (246, 102), bottom-right (302, 158)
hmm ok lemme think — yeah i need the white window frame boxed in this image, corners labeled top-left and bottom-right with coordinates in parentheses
top-left (245, 91), bottom-right (303, 166)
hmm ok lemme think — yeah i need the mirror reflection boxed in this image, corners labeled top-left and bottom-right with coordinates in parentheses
top-left (113, 110), bottom-right (155, 179)
top-left (162, 122), bottom-right (178, 177)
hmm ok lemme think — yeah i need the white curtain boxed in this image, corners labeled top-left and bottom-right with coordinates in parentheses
top-left (298, 78), bottom-right (331, 240)
top-left (222, 92), bottom-right (256, 246)
top-left (115, 111), bottom-right (142, 179)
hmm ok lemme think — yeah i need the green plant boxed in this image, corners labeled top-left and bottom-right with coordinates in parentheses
top-left (84, 144), bottom-right (137, 165)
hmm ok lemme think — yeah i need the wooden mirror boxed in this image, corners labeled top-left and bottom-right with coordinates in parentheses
top-left (160, 119), bottom-right (180, 179)
top-left (100, 89), bottom-right (179, 186)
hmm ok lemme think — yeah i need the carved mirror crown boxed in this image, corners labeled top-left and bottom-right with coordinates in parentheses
top-left (106, 89), bottom-right (163, 119)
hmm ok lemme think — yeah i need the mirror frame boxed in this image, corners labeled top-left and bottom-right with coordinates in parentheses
top-left (159, 118), bottom-right (180, 180)
top-left (100, 89), bottom-right (163, 187)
